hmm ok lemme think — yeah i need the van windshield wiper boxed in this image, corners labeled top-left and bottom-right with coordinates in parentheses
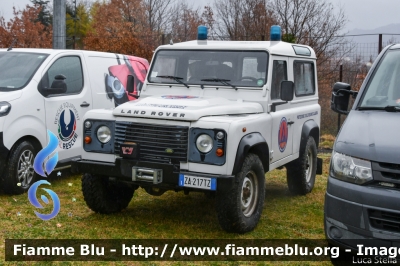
top-left (201, 78), bottom-right (237, 90)
top-left (156, 75), bottom-right (189, 88)
top-left (358, 105), bottom-right (400, 112)
top-left (384, 105), bottom-right (400, 112)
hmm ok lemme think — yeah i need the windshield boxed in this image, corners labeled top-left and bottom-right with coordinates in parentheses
top-left (359, 49), bottom-right (400, 108)
top-left (148, 50), bottom-right (268, 88)
top-left (0, 52), bottom-right (49, 91)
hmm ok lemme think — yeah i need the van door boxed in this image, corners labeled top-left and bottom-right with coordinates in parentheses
top-left (39, 52), bottom-right (92, 163)
top-left (269, 56), bottom-right (294, 163)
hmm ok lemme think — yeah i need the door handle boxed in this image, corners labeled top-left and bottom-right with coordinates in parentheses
top-left (288, 121), bottom-right (294, 125)
top-left (80, 101), bottom-right (90, 107)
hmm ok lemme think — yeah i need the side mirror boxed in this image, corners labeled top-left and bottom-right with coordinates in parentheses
top-left (127, 75), bottom-right (134, 94)
top-left (280, 81), bottom-right (294, 102)
top-left (39, 74), bottom-right (67, 96)
top-left (48, 74), bottom-right (67, 95)
top-left (271, 81), bottom-right (294, 112)
top-left (126, 75), bottom-right (139, 99)
top-left (331, 82), bottom-right (351, 115)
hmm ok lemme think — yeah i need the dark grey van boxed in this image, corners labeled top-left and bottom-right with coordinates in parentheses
top-left (325, 44), bottom-right (400, 255)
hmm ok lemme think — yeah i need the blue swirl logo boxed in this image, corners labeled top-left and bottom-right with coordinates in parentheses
top-left (29, 130), bottom-right (60, 220)
top-left (33, 130), bottom-right (59, 177)
top-left (28, 180), bottom-right (60, 220)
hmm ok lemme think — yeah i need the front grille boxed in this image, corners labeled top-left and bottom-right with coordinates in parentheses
top-left (381, 172), bottom-right (400, 180)
top-left (371, 162), bottom-right (400, 188)
top-left (115, 122), bottom-right (189, 164)
top-left (369, 209), bottom-right (400, 233)
top-left (379, 163), bottom-right (400, 170)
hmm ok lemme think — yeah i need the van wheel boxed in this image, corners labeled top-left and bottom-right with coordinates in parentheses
top-left (286, 136), bottom-right (317, 195)
top-left (2, 141), bottom-right (37, 194)
top-left (82, 173), bottom-right (134, 214)
top-left (216, 153), bottom-right (265, 233)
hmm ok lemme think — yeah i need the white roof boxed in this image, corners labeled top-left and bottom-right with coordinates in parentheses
top-left (157, 40), bottom-right (317, 59)
top-left (0, 48), bottom-right (127, 58)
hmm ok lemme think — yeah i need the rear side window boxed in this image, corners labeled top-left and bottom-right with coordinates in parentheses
top-left (294, 61), bottom-right (315, 96)
top-left (46, 56), bottom-right (83, 94)
top-left (271, 60), bottom-right (287, 99)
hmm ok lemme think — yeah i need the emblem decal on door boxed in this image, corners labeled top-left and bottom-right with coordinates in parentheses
top-left (278, 117), bottom-right (288, 152)
top-left (54, 102), bottom-right (80, 149)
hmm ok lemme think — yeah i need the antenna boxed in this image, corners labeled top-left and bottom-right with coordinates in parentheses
top-left (7, 39), bottom-right (17, 51)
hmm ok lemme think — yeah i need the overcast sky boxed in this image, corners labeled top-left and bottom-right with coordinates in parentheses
top-left (1, 0), bottom-right (400, 32)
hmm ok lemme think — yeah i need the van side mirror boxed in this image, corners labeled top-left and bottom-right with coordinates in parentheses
top-left (126, 75), bottom-right (138, 99)
top-left (39, 74), bottom-right (67, 96)
top-left (127, 75), bottom-right (134, 94)
top-left (331, 82), bottom-right (354, 115)
top-left (280, 81), bottom-right (294, 101)
top-left (51, 74), bottom-right (67, 91)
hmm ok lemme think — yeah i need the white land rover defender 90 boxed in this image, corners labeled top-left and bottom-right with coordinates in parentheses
top-left (72, 26), bottom-right (322, 233)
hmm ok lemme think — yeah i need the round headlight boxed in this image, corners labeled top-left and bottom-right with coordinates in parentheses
top-left (196, 134), bottom-right (213, 153)
top-left (97, 126), bottom-right (111, 143)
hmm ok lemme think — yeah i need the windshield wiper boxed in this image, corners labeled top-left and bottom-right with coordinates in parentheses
top-left (156, 75), bottom-right (189, 88)
top-left (358, 105), bottom-right (400, 112)
top-left (201, 78), bottom-right (237, 90)
top-left (384, 105), bottom-right (400, 112)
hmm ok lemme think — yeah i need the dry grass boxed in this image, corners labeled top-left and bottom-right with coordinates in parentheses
top-left (319, 135), bottom-right (335, 150)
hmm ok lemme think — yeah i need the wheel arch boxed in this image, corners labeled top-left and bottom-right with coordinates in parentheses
top-left (300, 120), bottom-right (320, 151)
top-left (232, 133), bottom-right (269, 175)
top-left (10, 135), bottom-right (42, 156)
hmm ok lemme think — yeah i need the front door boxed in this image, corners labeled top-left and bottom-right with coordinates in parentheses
top-left (269, 56), bottom-right (294, 163)
top-left (41, 53), bottom-right (92, 163)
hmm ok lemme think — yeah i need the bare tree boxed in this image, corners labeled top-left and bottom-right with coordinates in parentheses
top-left (271, 0), bottom-right (347, 60)
top-left (170, 2), bottom-right (203, 42)
top-left (201, 5), bottom-right (215, 37)
top-left (214, 0), bottom-right (276, 40)
top-left (142, 0), bottom-right (176, 34)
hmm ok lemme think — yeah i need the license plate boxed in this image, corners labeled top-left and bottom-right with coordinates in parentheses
top-left (179, 174), bottom-right (216, 191)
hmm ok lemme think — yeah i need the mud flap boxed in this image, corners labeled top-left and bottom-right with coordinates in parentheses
top-left (316, 157), bottom-right (323, 175)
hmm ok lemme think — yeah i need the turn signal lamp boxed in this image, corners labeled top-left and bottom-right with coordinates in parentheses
top-left (216, 148), bottom-right (224, 157)
top-left (84, 136), bottom-right (92, 144)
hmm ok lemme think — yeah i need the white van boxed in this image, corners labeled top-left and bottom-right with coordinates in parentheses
top-left (0, 48), bottom-right (149, 194)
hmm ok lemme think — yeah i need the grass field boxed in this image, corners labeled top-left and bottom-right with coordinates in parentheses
top-left (0, 151), bottom-right (334, 266)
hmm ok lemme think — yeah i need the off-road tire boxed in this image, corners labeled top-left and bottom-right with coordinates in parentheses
top-left (216, 153), bottom-right (265, 233)
top-left (82, 173), bottom-right (134, 214)
top-left (2, 141), bottom-right (37, 194)
top-left (286, 136), bottom-right (317, 195)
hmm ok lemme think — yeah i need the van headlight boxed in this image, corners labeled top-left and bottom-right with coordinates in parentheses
top-left (97, 126), bottom-right (111, 143)
top-left (0, 102), bottom-right (11, 117)
top-left (196, 134), bottom-right (213, 153)
top-left (330, 151), bottom-right (373, 184)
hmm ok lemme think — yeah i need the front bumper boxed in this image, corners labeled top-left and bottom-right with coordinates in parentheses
top-left (324, 176), bottom-right (400, 250)
top-left (71, 158), bottom-right (235, 191)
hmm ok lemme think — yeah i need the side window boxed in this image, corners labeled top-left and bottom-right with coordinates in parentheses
top-left (294, 61), bottom-right (315, 96)
top-left (46, 56), bottom-right (83, 94)
top-left (271, 60), bottom-right (287, 99)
